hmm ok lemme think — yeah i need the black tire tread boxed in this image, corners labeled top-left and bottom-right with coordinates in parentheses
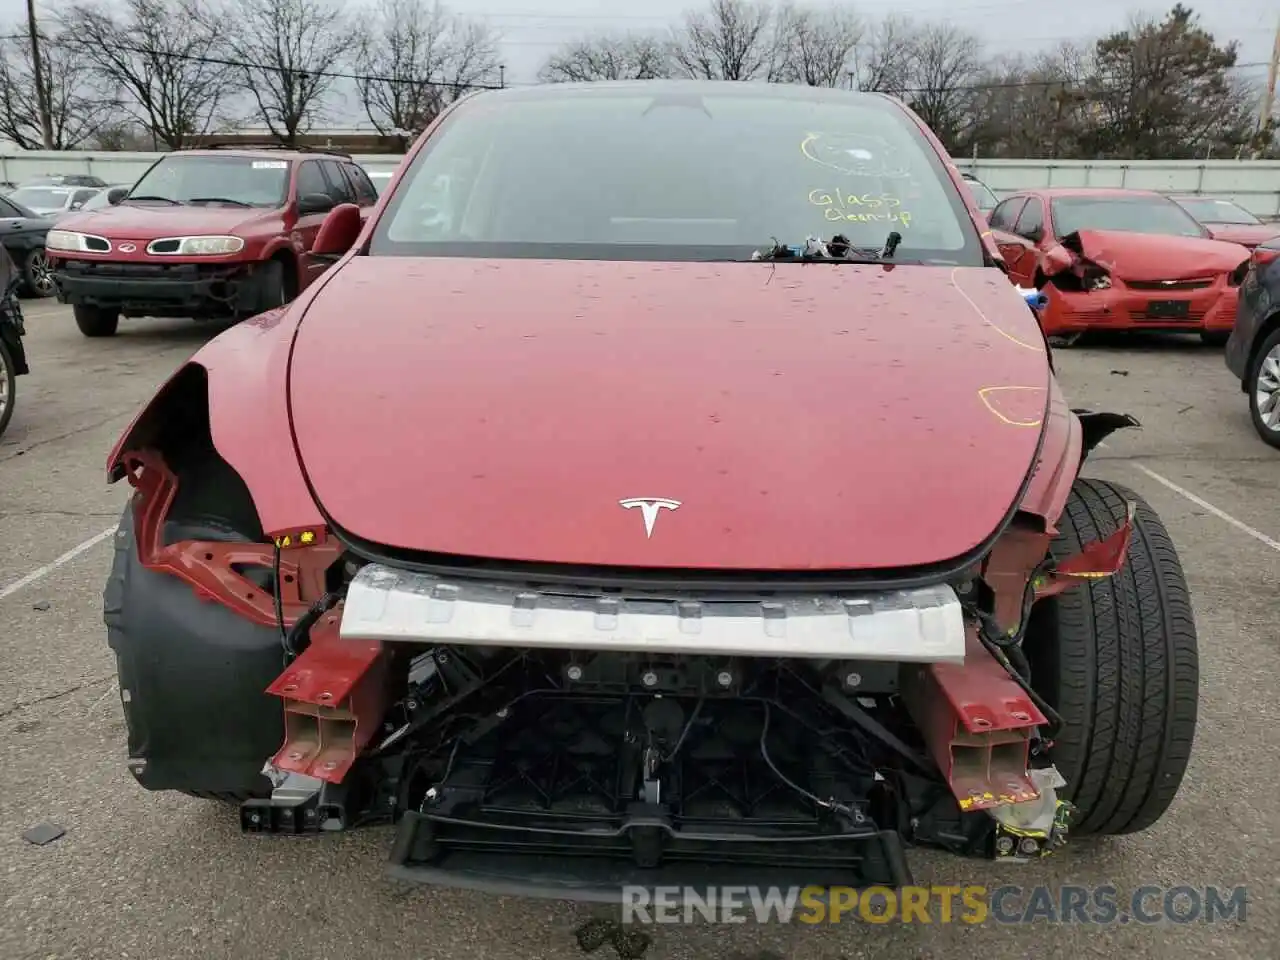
top-left (1040, 478), bottom-right (1198, 836)
top-left (74, 304), bottom-right (119, 337)
top-left (0, 338), bottom-right (14, 438)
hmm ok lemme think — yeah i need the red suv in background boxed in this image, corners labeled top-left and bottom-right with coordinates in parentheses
top-left (46, 145), bottom-right (379, 337)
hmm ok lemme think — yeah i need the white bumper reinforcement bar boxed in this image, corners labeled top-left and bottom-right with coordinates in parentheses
top-left (339, 563), bottom-right (966, 663)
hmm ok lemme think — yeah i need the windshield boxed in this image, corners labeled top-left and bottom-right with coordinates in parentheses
top-left (371, 84), bottom-right (982, 263)
top-left (10, 187), bottom-right (72, 209)
top-left (965, 179), bottom-right (998, 212)
top-left (1174, 197), bottom-right (1260, 226)
top-left (126, 155), bottom-right (290, 207)
top-left (1051, 195), bottom-right (1207, 239)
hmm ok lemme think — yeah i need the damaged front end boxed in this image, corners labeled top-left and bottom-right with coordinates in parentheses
top-left (110, 390), bottom-right (1144, 898)
top-left (232, 466), bottom-right (1140, 897)
top-left (1033, 229), bottom-right (1248, 341)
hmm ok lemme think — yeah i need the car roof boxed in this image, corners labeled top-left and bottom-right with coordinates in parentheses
top-left (1017, 187), bottom-right (1168, 200)
top-left (174, 147), bottom-right (356, 162)
top-left (463, 78), bottom-right (906, 110)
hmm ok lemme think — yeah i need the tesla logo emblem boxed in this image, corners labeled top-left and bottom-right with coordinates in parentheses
top-left (618, 498), bottom-right (681, 538)
top-left (118, 243), bottom-right (136, 252)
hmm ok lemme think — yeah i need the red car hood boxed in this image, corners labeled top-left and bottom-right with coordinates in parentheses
top-left (288, 257), bottom-right (1051, 571)
top-left (1203, 223), bottom-right (1279, 248)
top-left (1051, 229), bottom-right (1249, 282)
top-left (55, 203), bottom-right (278, 240)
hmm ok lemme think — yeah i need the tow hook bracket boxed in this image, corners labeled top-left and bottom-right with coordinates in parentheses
top-left (1035, 499), bottom-right (1136, 598)
top-left (902, 626), bottom-right (1047, 813)
top-left (265, 612), bottom-right (389, 784)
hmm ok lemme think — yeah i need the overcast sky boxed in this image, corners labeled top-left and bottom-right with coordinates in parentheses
top-left (411, 0), bottom-right (1272, 84)
top-left (2, 0), bottom-right (1275, 124)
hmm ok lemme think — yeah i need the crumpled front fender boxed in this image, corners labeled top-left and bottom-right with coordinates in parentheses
top-left (1014, 378), bottom-right (1140, 533)
top-left (107, 306), bottom-right (323, 537)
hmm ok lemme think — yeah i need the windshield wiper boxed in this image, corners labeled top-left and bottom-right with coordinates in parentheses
top-left (189, 197), bottom-right (253, 207)
top-left (125, 195), bottom-right (180, 205)
top-left (752, 231), bottom-right (904, 263)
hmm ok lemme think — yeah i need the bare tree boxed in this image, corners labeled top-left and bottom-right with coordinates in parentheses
top-left (857, 15), bottom-right (914, 96)
top-left (904, 23), bottom-right (983, 145)
top-left (671, 0), bottom-right (784, 81)
top-left (87, 119), bottom-right (156, 150)
top-left (540, 33), bottom-right (671, 82)
top-left (0, 27), bottom-right (112, 149)
top-left (356, 0), bottom-right (499, 146)
top-left (774, 3), bottom-right (862, 88)
top-left (966, 43), bottom-right (1093, 158)
top-left (217, 0), bottom-right (358, 146)
top-left (57, 0), bottom-right (232, 149)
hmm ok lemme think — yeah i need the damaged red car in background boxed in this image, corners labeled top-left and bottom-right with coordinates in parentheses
top-left (989, 187), bottom-right (1251, 346)
top-left (102, 81), bottom-right (1198, 900)
top-left (1169, 195), bottom-right (1280, 249)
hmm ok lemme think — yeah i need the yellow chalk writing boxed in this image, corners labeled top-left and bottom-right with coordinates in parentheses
top-left (809, 188), bottom-right (912, 227)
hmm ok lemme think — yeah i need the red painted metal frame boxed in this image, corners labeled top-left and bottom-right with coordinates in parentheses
top-left (982, 523), bottom-right (1052, 631)
top-left (902, 624), bottom-right (1047, 812)
top-left (123, 448), bottom-right (388, 785)
top-left (1035, 500), bottom-right (1136, 598)
top-left (265, 608), bottom-right (390, 784)
top-left (122, 448), bottom-right (340, 627)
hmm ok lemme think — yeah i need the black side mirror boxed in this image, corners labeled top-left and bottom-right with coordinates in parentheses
top-left (107, 186), bottom-right (128, 205)
top-left (297, 192), bottom-right (336, 216)
top-left (1023, 226), bottom-right (1044, 243)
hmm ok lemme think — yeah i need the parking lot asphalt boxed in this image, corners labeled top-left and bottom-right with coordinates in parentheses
top-left (1, 303), bottom-right (1277, 960)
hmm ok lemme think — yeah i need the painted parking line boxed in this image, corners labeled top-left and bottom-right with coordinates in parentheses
top-left (0, 525), bottom-right (116, 601)
top-left (1133, 463), bottom-right (1280, 554)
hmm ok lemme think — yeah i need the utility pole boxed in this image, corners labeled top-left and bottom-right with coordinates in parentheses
top-left (26, 0), bottom-right (54, 149)
top-left (1255, 15), bottom-right (1280, 157)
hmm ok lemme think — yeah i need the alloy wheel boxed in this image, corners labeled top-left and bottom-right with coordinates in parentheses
top-left (28, 250), bottom-right (54, 296)
top-left (1255, 342), bottom-right (1280, 433)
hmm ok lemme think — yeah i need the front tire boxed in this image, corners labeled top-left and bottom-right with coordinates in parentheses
top-left (1026, 478), bottom-right (1198, 836)
top-left (257, 259), bottom-right (288, 312)
top-left (1246, 326), bottom-right (1280, 449)
top-left (74, 304), bottom-right (120, 337)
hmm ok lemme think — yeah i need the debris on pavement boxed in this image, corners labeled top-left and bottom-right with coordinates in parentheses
top-left (22, 822), bottom-right (66, 845)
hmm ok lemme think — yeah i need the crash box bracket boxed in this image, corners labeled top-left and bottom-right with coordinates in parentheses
top-left (266, 614), bottom-right (389, 784)
top-left (902, 625), bottom-right (1047, 812)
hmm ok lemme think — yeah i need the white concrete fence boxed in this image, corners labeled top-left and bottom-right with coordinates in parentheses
top-left (4, 151), bottom-right (1280, 218)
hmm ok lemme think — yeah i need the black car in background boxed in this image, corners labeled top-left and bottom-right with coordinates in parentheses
top-left (1226, 235), bottom-right (1280, 448)
top-left (0, 195), bottom-right (56, 298)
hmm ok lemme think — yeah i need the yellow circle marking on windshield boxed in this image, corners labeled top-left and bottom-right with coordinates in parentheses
top-left (978, 386), bottom-right (1045, 428)
top-left (950, 267), bottom-right (1045, 353)
top-left (799, 133), bottom-right (912, 179)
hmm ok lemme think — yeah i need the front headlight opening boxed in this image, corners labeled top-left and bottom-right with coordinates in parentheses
top-left (148, 235), bottom-right (245, 256)
top-left (45, 229), bottom-right (98, 252)
top-left (1229, 258), bottom-right (1250, 287)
